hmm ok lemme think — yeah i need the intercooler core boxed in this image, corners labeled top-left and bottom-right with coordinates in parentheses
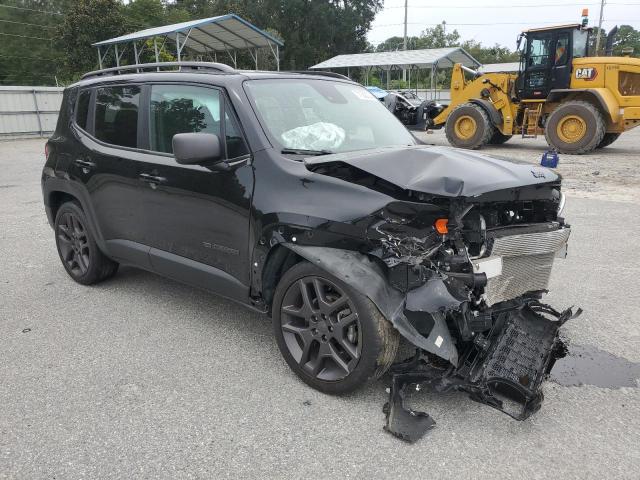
top-left (482, 227), bottom-right (571, 306)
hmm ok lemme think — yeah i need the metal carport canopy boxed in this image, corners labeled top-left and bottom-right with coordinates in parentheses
top-left (92, 14), bottom-right (283, 69)
top-left (309, 47), bottom-right (480, 70)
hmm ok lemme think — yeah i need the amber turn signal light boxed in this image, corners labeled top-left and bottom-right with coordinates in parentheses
top-left (434, 218), bottom-right (449, 234)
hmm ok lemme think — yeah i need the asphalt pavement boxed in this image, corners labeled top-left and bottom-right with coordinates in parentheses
top-left (1, 139), bottom-right (639, 479)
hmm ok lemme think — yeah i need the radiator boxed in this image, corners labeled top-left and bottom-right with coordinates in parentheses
top-left (483, 227), bottom-right (571, 306)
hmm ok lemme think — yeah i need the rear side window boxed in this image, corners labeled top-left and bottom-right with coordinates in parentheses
top-left (150, 84), bottom-right (221, 154)
top-left (75, 90), bottom-right (91, 131)
top-left (95, 86), bottom-right (140, 148)
top-left (619, 71), bottom-right (640, 96)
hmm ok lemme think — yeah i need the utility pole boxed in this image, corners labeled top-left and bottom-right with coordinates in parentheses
top-left (403, 0), bottom-right (408, 51)
top-left (595, 0), bottom-right (606, 55)
top-left (402, 0), bottom-right (408, 82)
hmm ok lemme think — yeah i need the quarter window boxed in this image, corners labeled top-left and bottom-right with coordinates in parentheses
top-left (149, 85), bottom-right (221, 154)
top-left (224, 111), bottom-right (249, 158)
top-left (95, 86), bottom-right (140, 148)
top-left (572, 29), bottom-right (589, 58)
top-left (75, 90), bottom-right (91, 131)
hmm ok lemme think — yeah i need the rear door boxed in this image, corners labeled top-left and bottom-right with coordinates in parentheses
top-left (70, 83), bottom-right (152, 267)
top-left (133, 83), bottom-right (254, 293)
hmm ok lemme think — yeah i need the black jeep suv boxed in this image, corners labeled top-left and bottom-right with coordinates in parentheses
top-left (43, 63), bottom-right (575, 429)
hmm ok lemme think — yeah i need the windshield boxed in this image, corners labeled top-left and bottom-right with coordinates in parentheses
top-left (244, 79), bottom-right (416, 153)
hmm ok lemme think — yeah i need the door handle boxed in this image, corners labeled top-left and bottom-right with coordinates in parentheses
top-left (139, 173), bottom-right (167, 184)
top-left (74, 159), bottom-right (95, 168)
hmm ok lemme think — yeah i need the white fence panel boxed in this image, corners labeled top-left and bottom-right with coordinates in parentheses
top-left (0, 86), bottom-right (64, 139)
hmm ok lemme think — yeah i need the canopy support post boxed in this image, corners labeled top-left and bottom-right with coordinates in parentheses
top-left (133, 42), bottom-right (139, 68)
top-left (97, 46), bottom-right (103, 69)
top-left (434, 60), bottom-right (439, 100)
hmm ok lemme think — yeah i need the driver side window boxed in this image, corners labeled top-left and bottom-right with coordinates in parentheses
top-left (554, 33), bottom-right (569, 66)
top-left (149, 84), bottom-right (249, 159)
top-left (149, 85), bottom-right (221, 154)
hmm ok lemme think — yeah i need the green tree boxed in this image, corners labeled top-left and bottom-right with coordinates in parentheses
top-left (245, 0), bottom-right (382, 69)
top-left (0, 0), bottom-right (70, 86)
top-left (587, 25), bottom-right (638, 57)
top-left (613, 25), bottom-right (640, 57)
top-left (461, 40), bottom-right (519, 64)
top-left (57, 0), bottom-right (128, 81)
top-left (124, 0), bottom-right (166, 29)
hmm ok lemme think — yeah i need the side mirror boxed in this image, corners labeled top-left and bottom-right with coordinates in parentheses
top-left (172, 132), bottom-right (223, 165)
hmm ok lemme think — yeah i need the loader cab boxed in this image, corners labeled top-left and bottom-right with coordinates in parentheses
top-left (516, 24), bottom-right (591, 99)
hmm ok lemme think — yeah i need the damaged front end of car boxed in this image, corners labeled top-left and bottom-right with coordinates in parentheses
top-left (254, 146), bottom-right (580, 442)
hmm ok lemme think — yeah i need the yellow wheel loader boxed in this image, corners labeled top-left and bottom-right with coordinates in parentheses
top-left (426, 23), bottom-right (640, 154)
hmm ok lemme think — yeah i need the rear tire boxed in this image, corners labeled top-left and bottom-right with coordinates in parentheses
top-left (54, 201), bottom-right (119, 285)
top-left (596, 132), bottom-right (621, 149)
top-left (488, 131), bottom-right (512, 145)
top-left (272, 261), bottom-right (399, 395)
top-left (445, 103), bottom-right (495, 149)
top-left (544, 100), bottom-right (606, 154)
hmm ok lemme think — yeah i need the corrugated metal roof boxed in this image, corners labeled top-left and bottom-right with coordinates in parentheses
top-left (309, 47), bottom-right (480, 70)
top-left (93, 14), bottom-right (284, 52)
top-left (478, 62), bottom-right (520, 73)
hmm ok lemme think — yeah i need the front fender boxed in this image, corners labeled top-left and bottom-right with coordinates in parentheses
top-left (284, 244), bottom-right (460, 365)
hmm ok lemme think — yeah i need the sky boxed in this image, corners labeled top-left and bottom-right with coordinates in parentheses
top-left (368, 0), bottom-right (640, 50)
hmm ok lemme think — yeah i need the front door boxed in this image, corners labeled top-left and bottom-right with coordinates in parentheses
top-left (521, 33), bottom-right (554, 99)
top-left (520, 29), bottom-right (574, 99)
top-left (134, 83), bottom-right (254, 291)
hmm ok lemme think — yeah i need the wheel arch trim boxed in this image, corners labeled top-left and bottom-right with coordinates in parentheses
top-left (468, 99), bottom-right (503, 128)
top-left (42, 178), bottom-right (108, 253)
top-left (281, 244), bottom-right (459, 365)
top-left (547, 88), bottom-right (619, 123)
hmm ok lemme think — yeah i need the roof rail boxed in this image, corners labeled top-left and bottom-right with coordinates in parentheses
top-left (287, 70), bottom-right (351, 81)
top-left (81, 62), bottom-right (236, 80)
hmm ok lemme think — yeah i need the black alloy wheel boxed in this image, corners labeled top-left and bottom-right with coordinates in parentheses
top-left (280, 275), bottom-right (362, 381)
top-left (56, 211), bottom-right (91, 277)
top-left (54, 201), bottom-right (119, 285)
top-left (272, 261), bottom-right (399, 394)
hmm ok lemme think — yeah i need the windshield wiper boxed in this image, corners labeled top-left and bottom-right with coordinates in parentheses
top-left (281, 148), bottom-right (334, 156)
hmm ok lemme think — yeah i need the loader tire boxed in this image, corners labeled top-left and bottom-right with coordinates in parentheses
top-left (445, 103), bottom-right (495, 149)
top-left (596, 132), bottom-right (621, 149)
top-left (488, 131), bottom-right (513, 145)
top-left (545, 100), bottom-right (606, 154)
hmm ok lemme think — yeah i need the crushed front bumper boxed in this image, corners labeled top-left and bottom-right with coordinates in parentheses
top-left (384, 300), bottom-right (581, 443)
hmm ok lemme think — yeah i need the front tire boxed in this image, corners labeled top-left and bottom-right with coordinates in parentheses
top-left (54, 201), bottom-right (119, 285)
top-left (544, 100), bottom-right (606, 154)
top-left (272, 261), bottom-right (399, 394)
top-left (445, 103), bottom-right (495, 149)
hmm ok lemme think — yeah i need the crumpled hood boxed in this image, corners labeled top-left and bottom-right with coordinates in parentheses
top-left (305, 145), bottom-right (559, 197)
